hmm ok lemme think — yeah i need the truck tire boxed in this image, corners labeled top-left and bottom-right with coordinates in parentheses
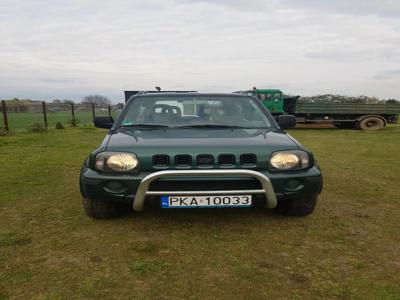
top-left (333, 122), bottom-right (355, 129)
top-left (275, 196), bottom-right (318, 216)
top-left (82, 197), bottom-right (126, 219)
top-left (357, 117), bottom-right (384, 130)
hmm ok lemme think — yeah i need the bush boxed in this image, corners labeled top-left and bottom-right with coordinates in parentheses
top-left (28, 123), bottom-right (47, 133)
top-left (55, 122), bottom-right (65, 129)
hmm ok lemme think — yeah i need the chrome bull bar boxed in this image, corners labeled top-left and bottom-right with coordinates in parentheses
top-left (132, 169), bottom-right (277, 211)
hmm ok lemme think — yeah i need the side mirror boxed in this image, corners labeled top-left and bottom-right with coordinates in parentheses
top-left (277, 115), bottom-right (296, 129)
top-left (94, 116), bottom-right (114, 129)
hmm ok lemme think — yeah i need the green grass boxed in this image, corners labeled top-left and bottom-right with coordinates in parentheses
top-left (0, 125), bottom-right (399, 299)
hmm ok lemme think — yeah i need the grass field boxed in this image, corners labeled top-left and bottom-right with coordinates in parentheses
top-left (0, 125), bottom-right (399, 299)
top-left (1, 110), bottom-right (118, 131)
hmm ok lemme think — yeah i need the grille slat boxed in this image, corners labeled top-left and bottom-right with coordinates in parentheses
top-left (175, 155), bottom-right (192, 167)
top-left (152, 155), bottom-right (170, 167)
top-left (218, 154), bottom-right (236, 166)
top-left (197, 154), bottom-right (214, 167)
top-left (240, 154), bottom-right (257, 166)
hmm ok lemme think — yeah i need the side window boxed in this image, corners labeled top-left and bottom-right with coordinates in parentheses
top-left (257, 94), bottom-right (272, 101)
top-left (274, 93), bottom-right (281, 101)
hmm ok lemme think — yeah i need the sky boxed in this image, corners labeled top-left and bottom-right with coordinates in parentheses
top-left (0, 0), bottom-right (399, 102)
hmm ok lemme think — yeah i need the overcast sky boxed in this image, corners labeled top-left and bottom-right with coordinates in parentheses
top-left (0, 0), bottom-right (399, 102)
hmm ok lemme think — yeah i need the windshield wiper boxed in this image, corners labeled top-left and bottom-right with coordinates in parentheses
top-left (177, 124), bottom-right (247, 129)
top-left (120, 124), bottom-right (170, 128)
top-left (177, 124), bottom-right (270, 129)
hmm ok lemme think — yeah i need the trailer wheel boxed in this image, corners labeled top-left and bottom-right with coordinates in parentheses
top-left (358, 117), bottom-right (384, 131)
top-left (333, 122), bottom-right (355, 129)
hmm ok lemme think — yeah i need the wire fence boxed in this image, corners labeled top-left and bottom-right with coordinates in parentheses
top-left (0, 101), bottom-right (122, 132)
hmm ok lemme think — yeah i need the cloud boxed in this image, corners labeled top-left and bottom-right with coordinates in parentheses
top-left (305, 47), bottom-right (400, 62)
top-left (283, 0), bottom-right (400, 18)
top-left (0, 0), bottom-right (399, 101)
top-left (373, 69), bottom-right (400, 80)
top-left (39, 78), bottom-right (77, 83)
top-left (174, 0), bottom-right (278, 11)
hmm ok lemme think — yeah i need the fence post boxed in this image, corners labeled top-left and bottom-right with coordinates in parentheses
top-left (42, 101), bottom-right (48, 128)
top-left (71, 103), bottom-right (76, 126)
top-left (108, 105), bottom-right (111, 118)
top-left (1, 100), bottom-right (9, 131)
top-left (91, 103), bottom-right (95, 123)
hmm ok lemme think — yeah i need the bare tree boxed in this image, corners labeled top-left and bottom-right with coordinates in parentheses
top-left (82, 94), bottom-right (111, 106)
top-left (62, 99), bottom-right (75, 105)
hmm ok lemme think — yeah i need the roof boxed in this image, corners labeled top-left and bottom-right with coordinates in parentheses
top-left (252, 89), bottom-right (283, 93)
top-left (124, 90), bottom-right (197, 102)
top-left (127, 92), bottom-right (251, 101)
top-left (131, 92), bottom-right (250, 99)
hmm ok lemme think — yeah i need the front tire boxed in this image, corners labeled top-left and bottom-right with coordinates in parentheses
top-left (82, 197), bottom-right (126, 219)
top-left (275, 196), bottom-right (318, 216)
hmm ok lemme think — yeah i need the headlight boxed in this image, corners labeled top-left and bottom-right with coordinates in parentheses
top-left (95, 152), bottom-right (139, 172)
top-left (269, 150), bottom-right (310, 171)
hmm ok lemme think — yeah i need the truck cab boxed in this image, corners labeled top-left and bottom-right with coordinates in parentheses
top-left (236, 89), bottom-right (285, 114)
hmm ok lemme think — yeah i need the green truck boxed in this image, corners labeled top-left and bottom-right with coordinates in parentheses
top-left (237, 89), bottom-right (400, 130)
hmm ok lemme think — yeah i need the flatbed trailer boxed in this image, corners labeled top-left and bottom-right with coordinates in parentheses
top-left (292, 102), bottom-right (399, 129)
top-left (237, 89), bottom-right (400, 130)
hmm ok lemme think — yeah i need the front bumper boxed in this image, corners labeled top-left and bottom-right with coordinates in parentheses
top-left (133, 169), bottom-right (277, 211)
top-left (80, 166), bottom-right (322, 211)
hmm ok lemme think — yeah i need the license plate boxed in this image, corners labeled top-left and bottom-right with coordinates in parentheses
top-left (161, 195), bottom-right (252, 208)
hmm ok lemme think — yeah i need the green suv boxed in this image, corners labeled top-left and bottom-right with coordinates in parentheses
top-left (80, 93), bottom-right (322, 218)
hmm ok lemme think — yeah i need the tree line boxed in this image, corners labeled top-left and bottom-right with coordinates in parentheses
top-left (0, 95), bottom-right (114, 113)
top-left (2, 94), bottom-right (112, 106)
top-left (51, 94), bottom-right (112, 106)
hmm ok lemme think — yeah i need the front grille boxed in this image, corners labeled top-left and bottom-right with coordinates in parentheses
top-left (153, 155), bottom-right (170, 167)
top-left (240, 154), bottom-right (257, 166)
top-left (153, 153), bottom-right (257, 169)
top-left (197, 154), bottom-right (214, 167)
top-left (218, 154), bottom-right (235, 166)
top-left (175, 154), bottom-right (192, 167)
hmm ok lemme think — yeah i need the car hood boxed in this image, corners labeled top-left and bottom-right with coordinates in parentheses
top-left (105, 128), bottom-right (298, 170)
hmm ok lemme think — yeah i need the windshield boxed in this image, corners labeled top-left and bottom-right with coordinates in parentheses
top-left (119, 95), bottom-right (274, 129)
